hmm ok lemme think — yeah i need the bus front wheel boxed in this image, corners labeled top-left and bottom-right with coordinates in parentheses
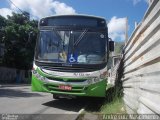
top-left (53, 94), bottom-right (59, 99)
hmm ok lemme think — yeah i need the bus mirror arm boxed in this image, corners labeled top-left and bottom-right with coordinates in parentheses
top-left (109, 38), bottom-right (114, 52)
top-left (28, 31), bottom-right (34, 43)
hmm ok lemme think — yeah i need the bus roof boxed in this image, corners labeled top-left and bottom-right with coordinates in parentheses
top-left (39, 14), bottom-right (107, 28)
top-left (40, 14), bottom-right (106, 21)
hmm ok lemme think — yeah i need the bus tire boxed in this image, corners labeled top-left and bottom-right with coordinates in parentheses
top-left (53, 94), bottom-right (59, 99)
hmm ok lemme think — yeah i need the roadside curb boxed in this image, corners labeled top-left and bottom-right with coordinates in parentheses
top-left (78, 108), bottom-right (85, 114)
top-left (75, 108), bottom-right (85, 120)
top-left (0, 84), bottom-right (30, 87)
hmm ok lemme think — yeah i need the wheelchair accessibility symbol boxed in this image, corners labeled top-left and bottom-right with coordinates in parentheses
top-left (69, 54), bottom-right (76, 63)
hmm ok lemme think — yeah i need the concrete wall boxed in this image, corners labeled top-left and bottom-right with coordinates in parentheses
top-left (122, 0), bottom-right (160, 114)
top-left (0, 67), bottom-right (31, 84)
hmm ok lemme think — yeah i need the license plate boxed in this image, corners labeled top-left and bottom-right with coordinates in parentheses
top-left (59, 85), bottom-right (72, 90)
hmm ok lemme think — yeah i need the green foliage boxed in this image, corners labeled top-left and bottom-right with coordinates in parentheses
top-left (100, 97), bottom-right (126, 114)
top-left (0, 15), bottom-right (7, 28)
top-left (0, 12), bottom-right (38, 69)
top-left (114, 41), bottom-right (124, 55)
top-left (0, 16), bottom-right (7, 43)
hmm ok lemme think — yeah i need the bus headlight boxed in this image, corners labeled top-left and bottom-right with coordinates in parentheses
top-left (40, 76), bottom-right (46, 82)
top-left (35, 73), bottom-right (41, 79)
top-left (32, 70), bottom-right (47, 82)
top-left (100, 71), bottom-right (108, 79)
top-left (93, 77), bottom-right (99, 83)
top-left (87, 79), bottom-right (93, 84)
top-left (87, 77), bottom-right (103, 85)
top-left (32, 70), bottom-right (37, 74)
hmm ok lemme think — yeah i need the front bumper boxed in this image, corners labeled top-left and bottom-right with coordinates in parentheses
top-left (32, 75), bottom-right (106, 97)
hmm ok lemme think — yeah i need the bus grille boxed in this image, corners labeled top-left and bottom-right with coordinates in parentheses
top-left (45, 76), bottom-right (87, 82)
top-left (44, 84), bottom-right (86, 93)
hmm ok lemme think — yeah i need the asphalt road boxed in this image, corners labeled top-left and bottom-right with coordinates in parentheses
top-left (0, 85), bottom-right (88, 120)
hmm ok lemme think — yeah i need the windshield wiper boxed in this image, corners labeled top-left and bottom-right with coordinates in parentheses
top-left (73, 29), bottom-right (88, 46)
top-left (52, 28), bottom-right (64, 44)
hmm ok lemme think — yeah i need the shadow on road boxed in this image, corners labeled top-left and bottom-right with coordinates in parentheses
top-left (42, 97), bottom-right (106, 112)
top-left (42, 98), bottom-right (88, 112)
top-left (83, 97), bottom-right (105, 112)
top-left (0, 88), bottom-right (45, 98)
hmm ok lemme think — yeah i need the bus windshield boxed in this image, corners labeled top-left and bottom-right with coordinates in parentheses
top-left (36, 30), bottom-right (106, 64)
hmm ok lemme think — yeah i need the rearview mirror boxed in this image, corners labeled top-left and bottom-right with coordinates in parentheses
top-left (28, 31), bottom-right (34, 43)
top-left (109, 38), bottom-right (114, 52)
